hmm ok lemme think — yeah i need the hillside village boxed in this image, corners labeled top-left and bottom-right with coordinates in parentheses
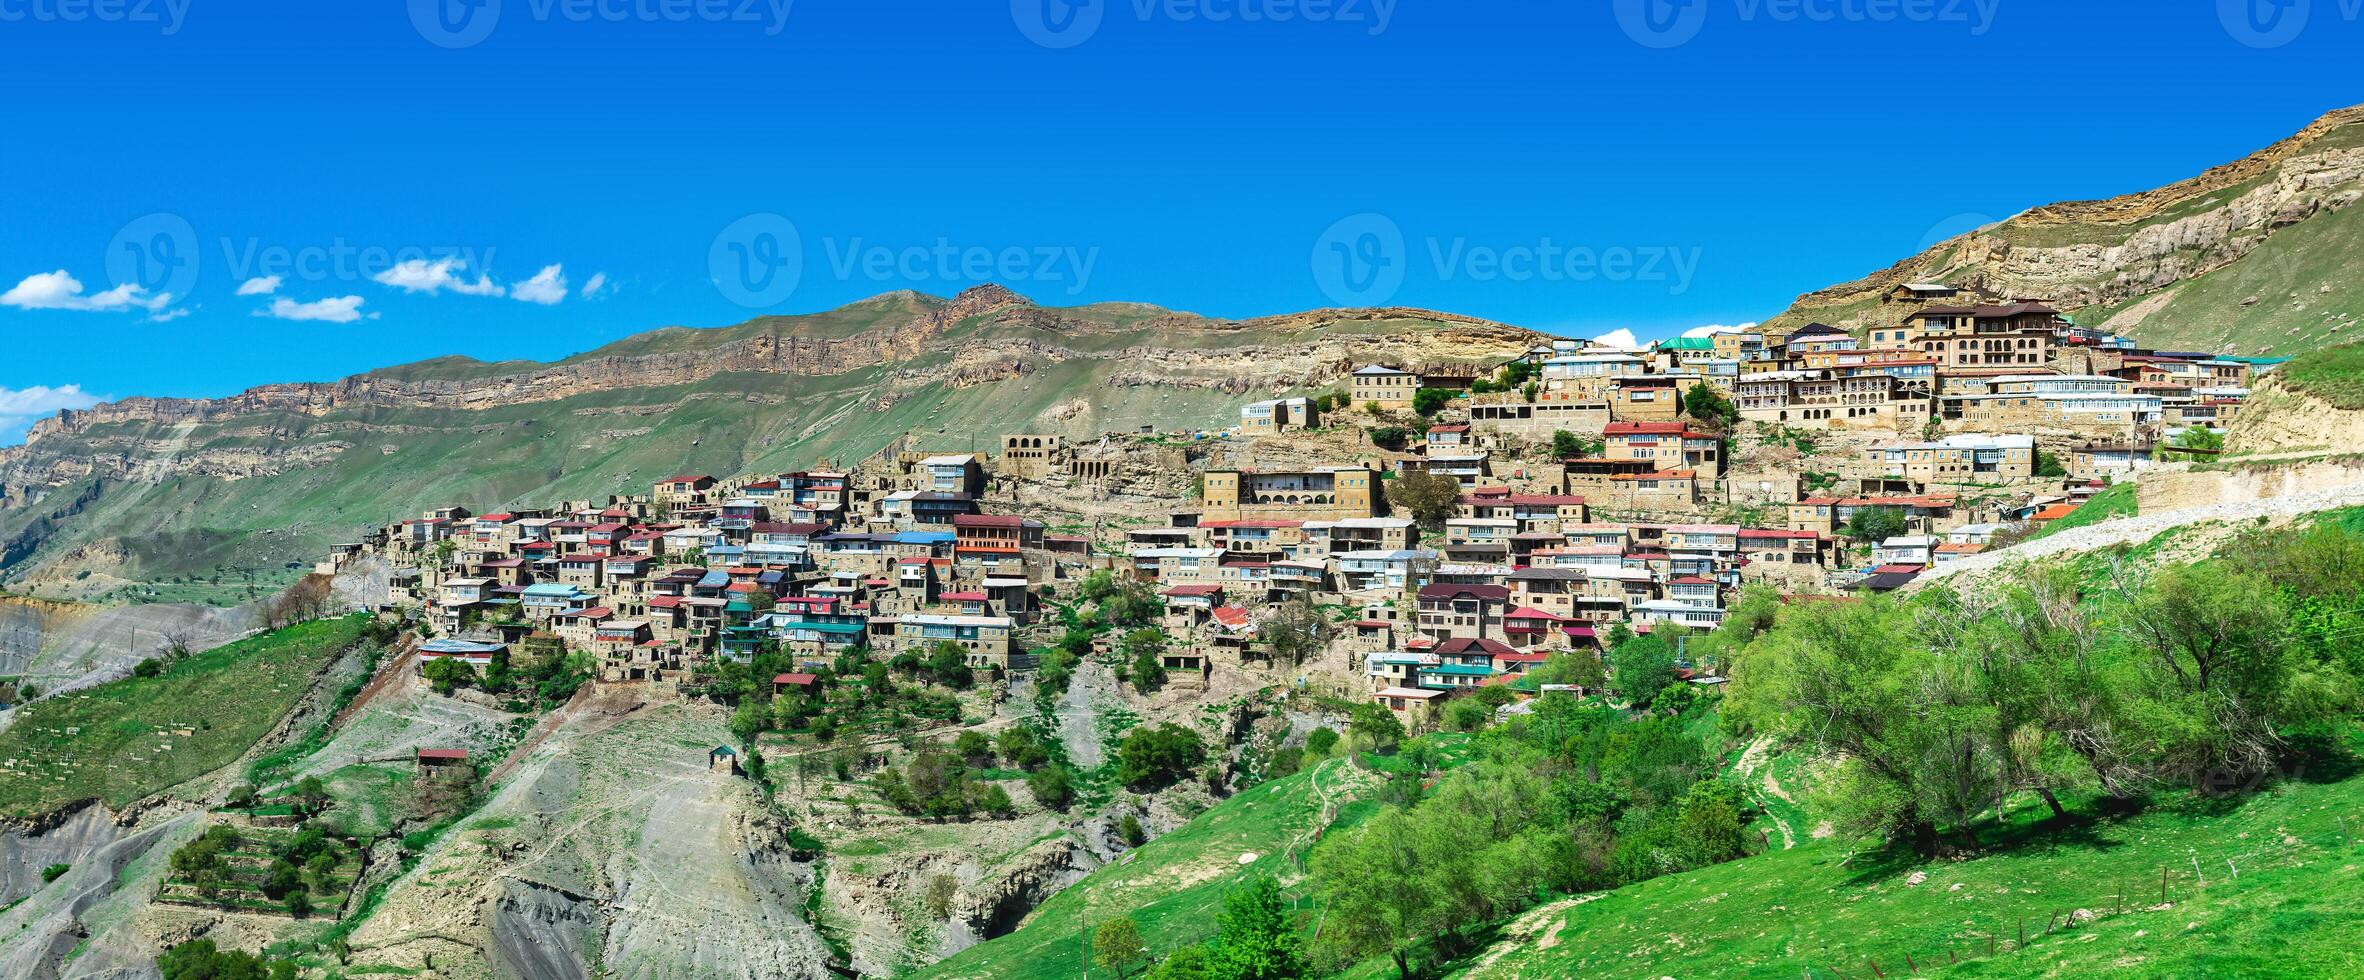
top-left (329, 285), bottom-right (2269, 730)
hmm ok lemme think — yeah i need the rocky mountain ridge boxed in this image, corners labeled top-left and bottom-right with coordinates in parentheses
top-left (1768, 103), bottom-right (2364, 354)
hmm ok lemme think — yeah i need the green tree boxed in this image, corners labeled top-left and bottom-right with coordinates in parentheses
top-left (1682, 381), bottom-right (1739, 430)
top-left (1609, 634), bottom-right (1677, 709)
top-left (1347, 702), bottom-right (1405, 756)
top-left (1115, 724), bottom-right (1207, 791)
top-left (1147, 945), bottom-right (1215, 980)
top-left (1208, 874), bottom-right (1307, 980)
top-left (1255, 598), bottom-right (1334, 668)
top-left (926, 641), bottom-right (976, 689)
top-left (1027, 765), bottom-right (1075, 810)
top-left (1310, 809), bottom-right (1438, 978)
top-left (1527, 650), bottom-right (1607, 691)
top-left (1550, 429), bottom-right (1601, 459)
top-left (1096, 916), bottom-right (1150, 977)
top-left (1383, 469), bottom-right (1462, 528)
top-left (2033, 449), bottom-right (2067, 477)
top-left (1303, 727), bottom-right (1340, 758)
top-left (1842, 505), bottom-right (1909, 544)
top-left (1412, 387), bottom-right (1453, 416)
top-left (421, 656), bottom-right (476, 696)
top-left (2159, 426), bottom-right (2226, 461)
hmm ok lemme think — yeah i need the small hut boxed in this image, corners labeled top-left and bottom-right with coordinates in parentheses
top-left (708, 745), bottom-right (740, 775)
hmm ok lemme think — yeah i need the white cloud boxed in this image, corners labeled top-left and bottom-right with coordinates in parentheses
top-left (579, 272), bottom-right (608, 298)
top-left (236, 275), bottom-right (283, 296)
top-left (262, 295), bottom-right (371, 323)
top-left (1590, 328), bottom-right (1641, 349)
top-left (510, 264), bottom-right (568, 305)
top-left (149, 308), bottom-right (192, 323)
top-left (0, 384), bottom-right (105, 445)
top-left (0, 270), bottom-right (171, 313)
top-left (1680, 321), bottom-right (1758, 339)
top-left (372, 257), bottom-right (502, 296)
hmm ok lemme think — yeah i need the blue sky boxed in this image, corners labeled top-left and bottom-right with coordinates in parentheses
top-left (1, 1), bottom-right (2359, 439)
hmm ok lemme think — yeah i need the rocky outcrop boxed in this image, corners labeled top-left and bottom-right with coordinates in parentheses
top-left (2227, 370), bottom-right (2364, 456)
top-left (1772, 104), bottom-right (2364, 332)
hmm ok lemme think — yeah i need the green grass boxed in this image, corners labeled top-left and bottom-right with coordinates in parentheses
top-left (2277, 341), bottom-right (2364, 410)
top-left (918, 758), bottom-right (1368, 980)
top-left (1459, 763), bottom-right (2364, 979)
top-left (0, 615), bottom-right (371, 817)
top-left (2032, 482), bottom-right (2139, 540)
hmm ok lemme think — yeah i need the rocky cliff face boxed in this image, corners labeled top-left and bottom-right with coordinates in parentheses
top-left (1770, 104), bottom-right (2364, 351)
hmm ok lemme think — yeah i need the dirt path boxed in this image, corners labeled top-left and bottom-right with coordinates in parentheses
top-left (330, 636), bottom-right (417, 729)
top-left (1916, 476), bottom-right (2364, 586)
top-left (1730, 737), bottom-right (1798, 850)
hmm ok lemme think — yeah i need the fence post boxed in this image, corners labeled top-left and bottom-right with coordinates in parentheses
top-left (1905, 952), bottom-right (1917, 974)
top-left (2017, 918), bottom-right (2025, 949)
top-left (2192, 856), bottom-right (2206, 889)
top-left (1867, 958), bottom-right (1884, 979)
top-left (2161, 864), bottom-right (2169, 905)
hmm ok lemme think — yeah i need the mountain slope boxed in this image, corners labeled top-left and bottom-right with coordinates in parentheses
top-left (0, 286), bottom-right (1543, 600)
top-left (1768, 104), bottom-right (2364, 356)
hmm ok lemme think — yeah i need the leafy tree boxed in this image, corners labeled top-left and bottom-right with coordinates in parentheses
top-left (1118, 813), bottom-right (1149, 847)
top-left (1312, 808), bottom-right (1440, 978)
top-left (1366, 426), bottom-right (1410, 450)
top-left (1383, 469), bottom-right (1461, 528)
top-left (40, 862), bottom-right (70, 883)
top-left (1682, 381), bottom-right (1738, 430)
top-left (953, 730), bottom-right (994, 766)
top-left (926, 641), bottom-right (976, 689)
top-left (1125, 628), bottom-right (1170, 691)
top-left (1027, 765), bottom-right (1075, 810)
top-left (158, 939), bottom-right (296, 980)
top-left (1550, 429), bottom-right (1602, 459)
top-left (1608, 634), bottom-right (1677, 709)
top-left (1095, 916), bottom-right (1150, 977)
top-left (1208, 874), bottom-right (1307, 980)
top-left (1255, 598), bottom-right (1334, 668)
top-left (1442, 698), bottom-right (1491, 732)
top-left (1147, 945), bottom-right (1215, 980)
top-left (997, 726), bottom-right (1050, 767)
top-left (1842, 505), bottom-right (1909, 544)
top-left (2159, 426), bottom-right (2225, 461)
top-left (1347, 702), bottom-right (1405, 756)
top-left (421, 656), bottom-right (476, 696)
top-left (1115, 724), bottom-right (1207, 790)
top-left (133, 657), bottom-right (164, 678)
top-left (1303, 727), bottom-right (1339, 758)
top-left (2034, 450), bottom-right (2067, 477)
top-left (1411, 387), bottom-right (1453, 416)
top-left (1527, 650), bottom-right (1607, 691)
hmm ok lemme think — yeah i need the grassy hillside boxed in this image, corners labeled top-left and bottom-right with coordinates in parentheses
top-left (2031, 482), bottom-right (2139, 540)
top-left (2081, 200), bottom-right (2364, 356)
top-left (0, 615), bottom-right (372, 817)
top-left (1459, 763), bottom-right (2364, 979)
top-left (920, 759), bottom-right (1373, 980)
top-left (2276, 340), bottom-right (2364, 410)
